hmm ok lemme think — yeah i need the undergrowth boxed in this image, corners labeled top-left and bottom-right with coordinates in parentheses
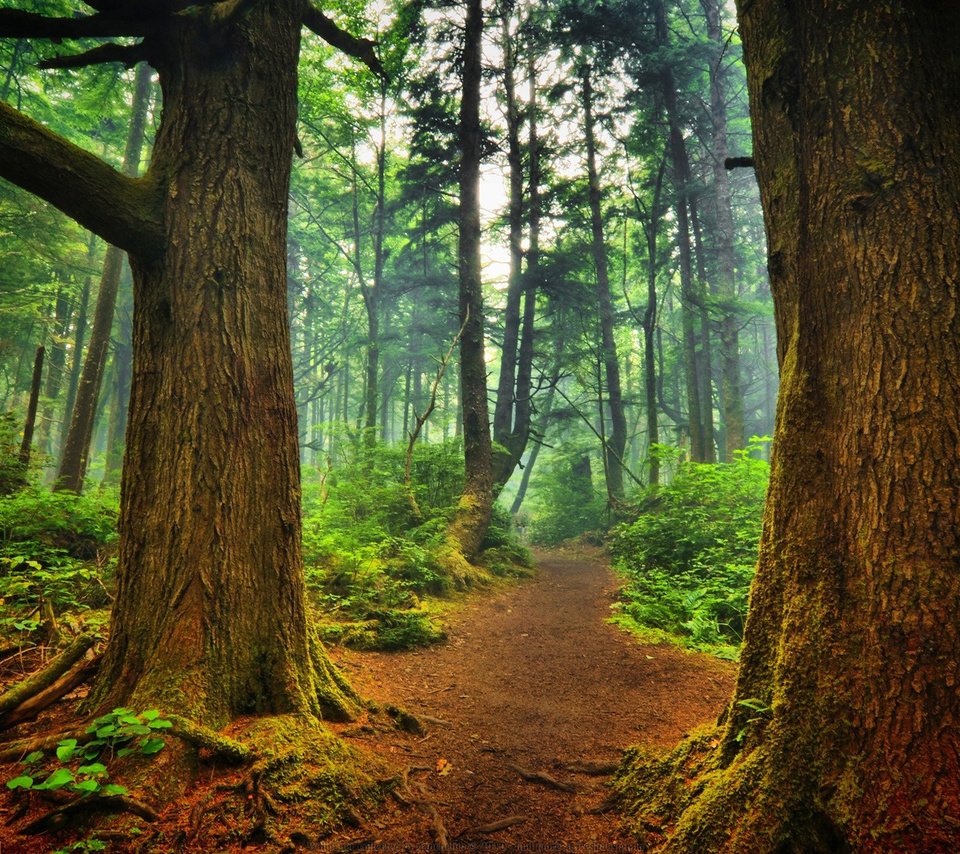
top-left (608, 441), bottom-right (769, 659)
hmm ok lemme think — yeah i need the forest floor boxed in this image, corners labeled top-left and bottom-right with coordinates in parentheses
top-left (0, 545), bottom-right (735, 852)
top-left (322, 544), bottom-right (736, 851)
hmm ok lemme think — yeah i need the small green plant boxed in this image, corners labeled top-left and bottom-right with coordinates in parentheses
top-left (609, 439), bottom-right (770, 655)
top-left (6, 708), bottom-right (171, 797)
top-left (53, 838), bottom-right (107, 854)
top-left (735, 697), bottom-right (773, 743)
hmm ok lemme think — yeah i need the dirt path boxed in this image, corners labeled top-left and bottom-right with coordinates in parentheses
top-left (328, 546), bottom-right (736, 851)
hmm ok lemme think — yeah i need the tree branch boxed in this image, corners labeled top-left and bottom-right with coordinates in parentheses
top-left (38, 42), bottom-right (149, 70)
top-left (0, 9), bottom-right (151, 39)
top-left (302, 5), bottom-right (385, 79)
top-left (0, 102), bottom-right (163, 257)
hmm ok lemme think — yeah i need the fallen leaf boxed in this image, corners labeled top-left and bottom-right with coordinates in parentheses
top-left (436, 758), bottom-right (453, 776)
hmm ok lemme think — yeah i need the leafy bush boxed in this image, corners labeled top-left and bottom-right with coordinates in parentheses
top-left (609, 441), bottom-right (770, 656)
top-left (0, 489), bottom-right (118, 627)
top-left (0, 412), bottom-right (26, 495)
top-left (528, 445), bottom-right (606, 546)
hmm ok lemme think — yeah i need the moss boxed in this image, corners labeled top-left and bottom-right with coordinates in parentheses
top-left (319, 610), bottom-right (446, 651)
top-left (235, 715), bottom-right (385, 838)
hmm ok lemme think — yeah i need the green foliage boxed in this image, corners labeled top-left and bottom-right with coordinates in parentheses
top-left (0, 412), bottom-right (25, 495)
top-left (528, 445), bottom-right (605, 546)
top-left (0, 488), bottom-right (117, 629)
top-left (6, 708), bottom-right (170, 801)
top-left (304, 440), bottom-right (525, 649)
top-left (609, 441), bottom-right (770, 656)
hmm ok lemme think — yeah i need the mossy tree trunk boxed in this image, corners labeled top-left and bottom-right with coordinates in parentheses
top-left (0, 0), bottom-right (380, 729)
top-left (447, 0), bottom-right (493, 561)
top-left (622, 2), bottom-right (960, 850)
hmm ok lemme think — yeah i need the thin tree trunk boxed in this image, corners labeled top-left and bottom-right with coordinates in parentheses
top-left (582, 62), bottom-right (628, 499)
top-left (60, 233), bottom-right (96, 459)
top-left (702, 0), bottom-right (745, 459)
top-left (18, 345), bottom-right (44, 469)
top-left (102, 260), bottom-right (133, 485)
top-left (446, 0), bottom-right (493, 561)
top-left (689, 195), bottom-right (716, 462)
top-left (655, 0), bottom-right (704, 461)
top-left (55, 63), bottom-right (152, 493)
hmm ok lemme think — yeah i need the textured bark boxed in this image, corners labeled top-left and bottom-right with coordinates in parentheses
top-left (582, 63), bottom-right (627, 500)
top-left (447, 0), bottom-right (493, 560)
top-left (625, 2), bottom-right (960, 850)
top-left (85, 3), bottom-right (359, 726)
top-left (56, 62), bottom-right (152, 493)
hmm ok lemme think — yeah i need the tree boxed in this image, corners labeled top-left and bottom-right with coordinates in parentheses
top-left (618, 1), bottom-right (960, 849)
top-left (445, 0), bottom-right (494, 560)
top-left (0, 1), bottom-right (381, 727)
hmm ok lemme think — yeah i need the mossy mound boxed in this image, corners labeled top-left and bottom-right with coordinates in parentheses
top-left (319, 609), bottom-right (447, 651)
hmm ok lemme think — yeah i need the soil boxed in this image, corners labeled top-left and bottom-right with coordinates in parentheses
top-left (323, 544), bottom-right (736, 851)
top-left (0, 545), bottom-right (736, 852)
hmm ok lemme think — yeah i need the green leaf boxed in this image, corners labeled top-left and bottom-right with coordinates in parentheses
top-left (22, 751), bottom-right (44, 765)
top-left (77, 763), bottom-right (107, 776)
top-left (72, 778), bottom-right (100, 793)
top-left (148, 718), bottom-right (173, 729)
top-left (100, 783), bottom-right (129, 796)
top-left (116, 747), bottom-right (134, 758)
top-left (111, 707), bottom-right (134, 716)
top-left (141, 709), bottom-right (160, 721)
top-left (138, 738), bottom-right (165, 755)
top-left (35, 768), bottom-right (75, 790)
top-left (96, 724), bottom-right (118, 738)
top-left (126, 724), bottom-right (151, 736)
top-left (6, 775), bottom-right (34, 790)
top-left (119, 715), bottom-right (142, 726)
top-left (56, 739), bottom-right (78, 762)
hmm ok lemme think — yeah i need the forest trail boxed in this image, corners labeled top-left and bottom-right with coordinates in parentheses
top-left (329, 545), bottom-right (736, 851)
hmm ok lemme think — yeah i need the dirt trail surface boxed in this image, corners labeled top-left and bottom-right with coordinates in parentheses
top-left (327, 546), bottom-right (736, 851)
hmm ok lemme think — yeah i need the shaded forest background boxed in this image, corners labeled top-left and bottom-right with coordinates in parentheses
top-left (0, 0), bottom-right (772, 653)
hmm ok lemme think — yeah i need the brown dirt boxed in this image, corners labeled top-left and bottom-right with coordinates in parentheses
top-left (0, 546), bottom-right (735, 852)
top-left (324, 545), bottom-right (736, 851)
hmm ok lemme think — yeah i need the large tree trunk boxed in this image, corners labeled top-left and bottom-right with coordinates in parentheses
top-left (582, 62), bottom-right (627, 501)
top-left (618, 2), bottom-right (960, 850)
top-left (446, 0), bottom-right (493, 561)
top-left (88, 5), bottom-right (356, 725)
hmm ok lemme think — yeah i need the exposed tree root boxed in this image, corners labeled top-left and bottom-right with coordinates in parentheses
top-left (0, 725), bottom-right (90, 763)
top-left (505, 763), bottom-right (578, 793)
top-left (562, 759), bottom-right (619, 776)
top-left (0, 634), bottom-right (96, 720)
top-left (458, 814), bottom-right (527, 835)
top-left (20, 793), bottom-right (159, 834)
top-left (0, 653), bottom-right (99, 730)
top-left (166, 714), bottom-right (254, 763)
top-left (310, 632), bottom-right (365, 722)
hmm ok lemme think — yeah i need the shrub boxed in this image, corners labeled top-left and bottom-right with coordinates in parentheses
top-left (609, 440), bottom-right (770, 656)
top-left (528, 445), bottom-right (605, 545)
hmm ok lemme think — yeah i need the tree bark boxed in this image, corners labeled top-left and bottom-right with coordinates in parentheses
top-left (582, 62), bottom-right (627, 500)
top-left (446, 0), bottom-right (493, 561)
top-left (621, 2), bottom-right (960, 850)
top-left (84, 4), bottom-right (357, 725)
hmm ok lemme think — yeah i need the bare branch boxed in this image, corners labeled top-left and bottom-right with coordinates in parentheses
top-left (39, 42), bottom-right (148, 70)
top-left (0, 102), bottom-right (163, 257)
top-left (0, 9), bottom-right (151, 39)
top-left (302, 5), bottom-right (385, 79)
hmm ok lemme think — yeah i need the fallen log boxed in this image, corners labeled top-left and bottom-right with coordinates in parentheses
top-left (0, 634), bottom-right (95, 718)
top-left (0, 654), bottom-right (99, 730)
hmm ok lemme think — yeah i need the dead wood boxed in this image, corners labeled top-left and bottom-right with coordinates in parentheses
top-left (0, 634), bottom-right (95, 718)
top-left (0, 725), bottom-right (90, 763)
top-left (20, 793), bottom-right (159, 834)
top-left (0, 653), bottom-right (99, 729)
top-left (330, 837), bottom-right (375, 853)
top-left (505, 763), bottom-right (577, 793)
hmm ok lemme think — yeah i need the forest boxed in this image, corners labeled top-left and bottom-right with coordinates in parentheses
top-left (0, 0), bottom-right (957, 851)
